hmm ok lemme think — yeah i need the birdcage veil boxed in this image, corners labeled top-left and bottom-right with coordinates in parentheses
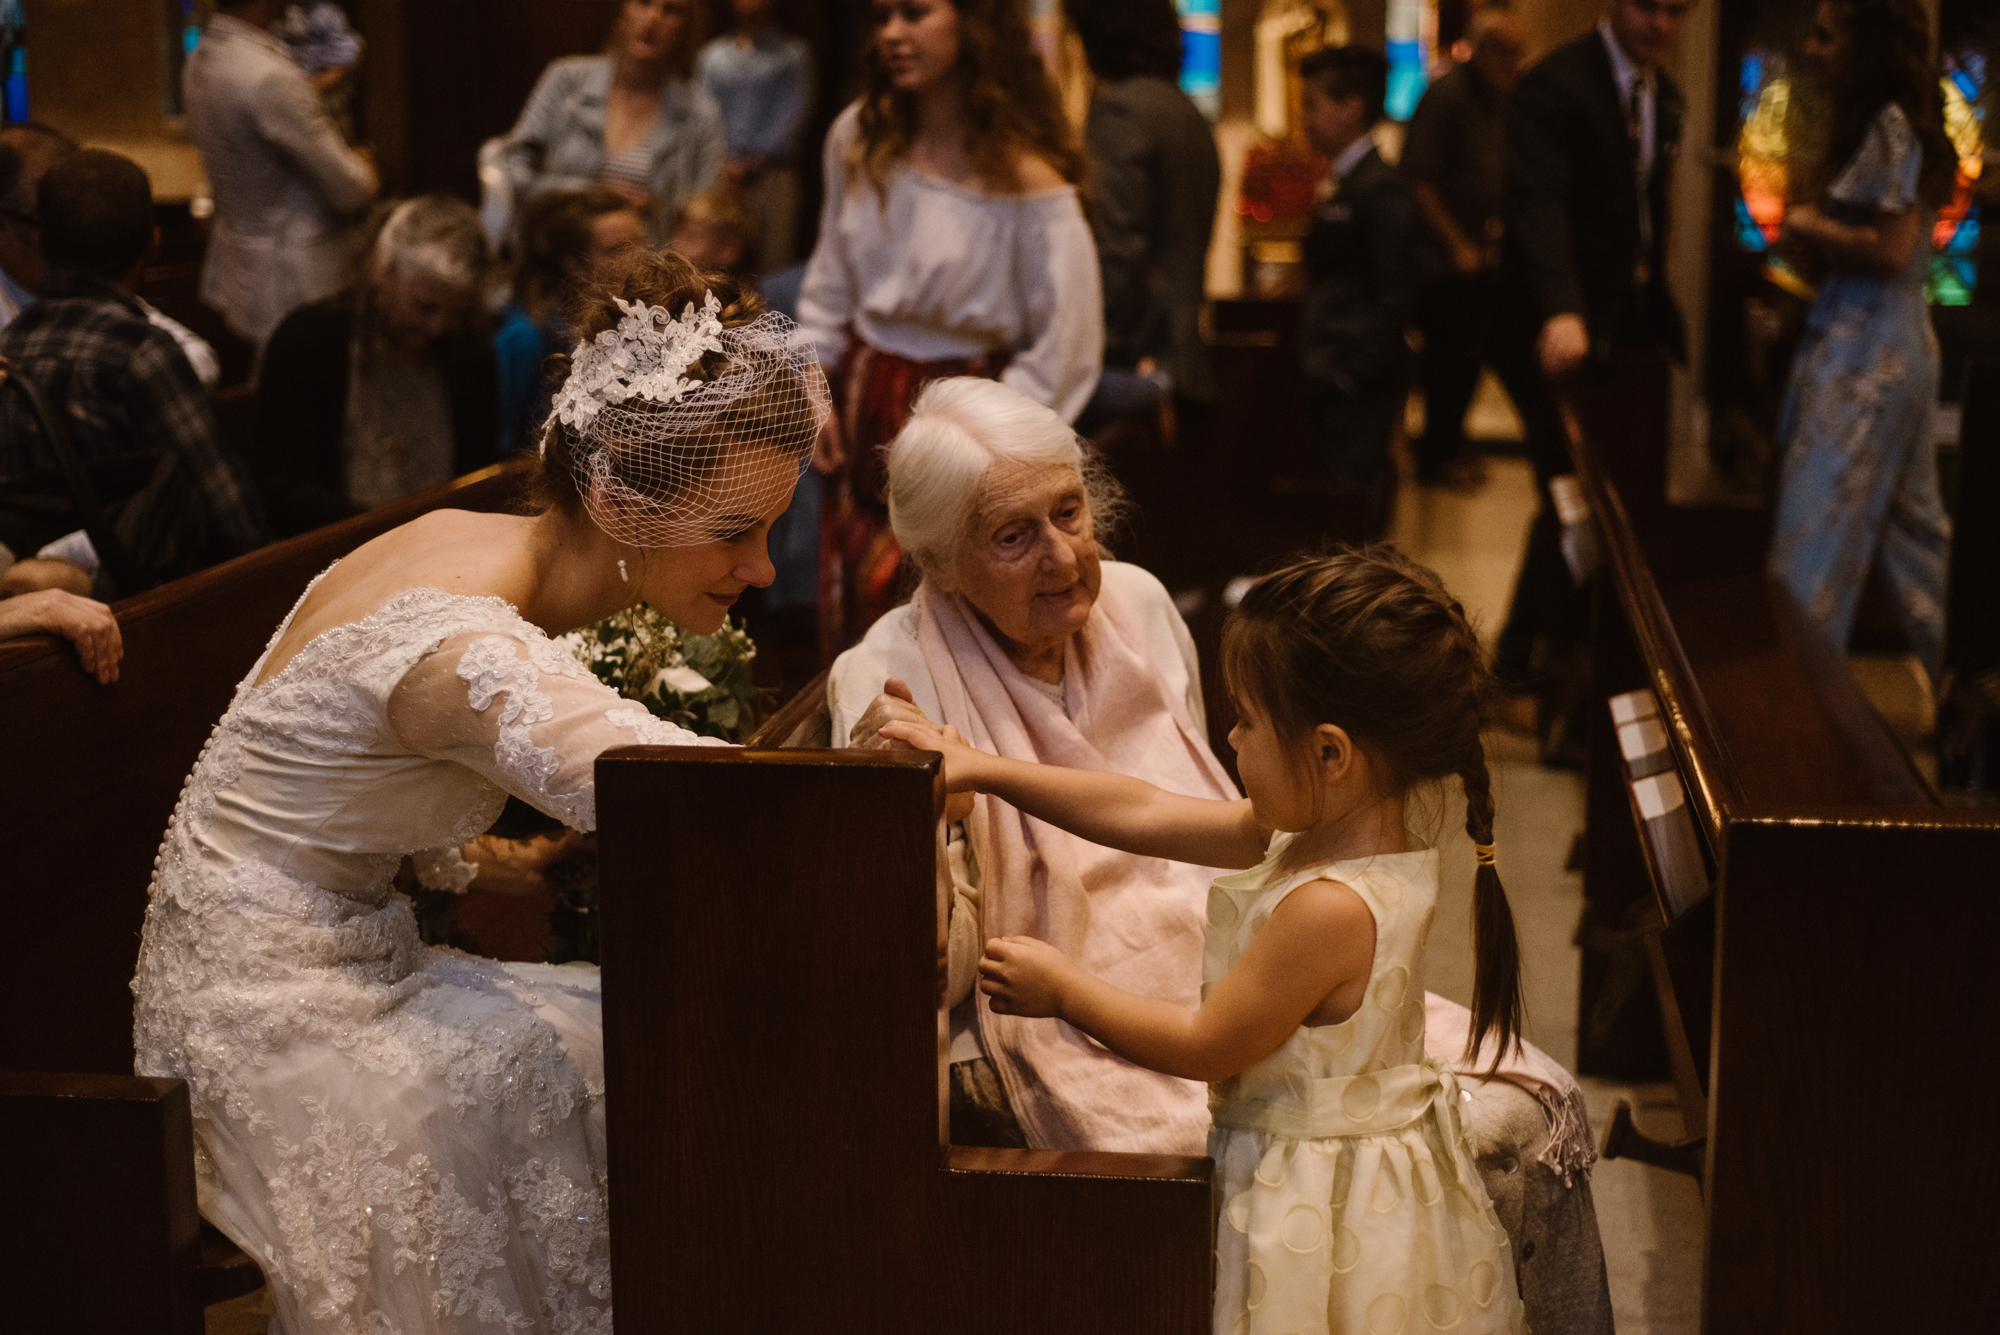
top-left (547, 292), bottom-right (830, 548)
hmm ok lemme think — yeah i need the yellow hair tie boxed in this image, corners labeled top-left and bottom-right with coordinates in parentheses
top-left (1473, 842), bottom-right (1497, 866)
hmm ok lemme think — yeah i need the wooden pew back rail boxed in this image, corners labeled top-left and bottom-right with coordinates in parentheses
top-left (595, 747), bottom-right (1214, 1333)
top-left (1572, 368), bottom-right (2000, 1331)
top-left (0, 461), bottom-right (531, 1077)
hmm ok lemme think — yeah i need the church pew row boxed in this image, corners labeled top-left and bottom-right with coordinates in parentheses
top-left (596, 746), bottom-right (1214, 1332)
top-left (1568, 373), bottom-right (2000, 1331)
top-left (0, 459), bottom-right (532, 1078)
top-left (0, 462), bottom-right (531, 1326)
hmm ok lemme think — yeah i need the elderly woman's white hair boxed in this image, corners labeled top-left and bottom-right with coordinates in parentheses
top-left (886, 377), bottom-right (1125, 580)
top-left (366, 194), bottom-right (490, 294)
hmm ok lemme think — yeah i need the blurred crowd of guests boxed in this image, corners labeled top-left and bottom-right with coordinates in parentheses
top-left (0, 0), bottom-right (1972, 705)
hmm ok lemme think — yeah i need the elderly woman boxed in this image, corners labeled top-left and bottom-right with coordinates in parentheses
top-left (831, 377), bottom-right (1229, 1154)
top-left (257, 195), bottom-right (499, 537)
top-left (502, 0), bottom-right (726, 249)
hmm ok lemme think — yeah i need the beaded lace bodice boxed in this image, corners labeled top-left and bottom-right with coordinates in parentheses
top-left (155, 575), bottom-right (723, 907)
top-left (131, 571), bottom-right (724, 1334)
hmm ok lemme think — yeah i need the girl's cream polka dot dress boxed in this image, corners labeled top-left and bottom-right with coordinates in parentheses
top-left (1204, 839), bottom-right (1525, 1335)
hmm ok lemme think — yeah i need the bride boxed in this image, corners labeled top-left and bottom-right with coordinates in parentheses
top-left (132, 252), bottom-right (828, 1334)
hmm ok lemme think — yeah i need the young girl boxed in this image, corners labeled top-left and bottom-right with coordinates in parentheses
top-left (882, 547), bottom-right (1528, 1335)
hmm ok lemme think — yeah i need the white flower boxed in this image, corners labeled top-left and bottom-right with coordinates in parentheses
top-left (650, 665), bottom-right (712, 696)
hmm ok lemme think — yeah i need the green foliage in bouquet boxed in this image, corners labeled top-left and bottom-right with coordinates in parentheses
top-left (558, 607), bottom-right (768, 740)
top-left (407, 609), bottom-right (768, 963)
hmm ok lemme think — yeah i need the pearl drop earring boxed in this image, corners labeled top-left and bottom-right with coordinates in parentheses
top-left (618, 559), bottom-right (629, 585)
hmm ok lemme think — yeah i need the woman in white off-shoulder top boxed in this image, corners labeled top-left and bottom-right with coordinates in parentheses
top-left (131, 252), bottom-right (829, 1334)
top-left (797, 0), bottom-right (1103, 659)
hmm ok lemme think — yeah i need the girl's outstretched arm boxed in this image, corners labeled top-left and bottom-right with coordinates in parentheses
top-left (979, 879), bottom-right (1377, 1082)
top-left (878, 714), bottom-right (1265, 869)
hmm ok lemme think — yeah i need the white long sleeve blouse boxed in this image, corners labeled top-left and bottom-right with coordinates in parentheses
top-left (796, 104), bottom-right (1104, 424)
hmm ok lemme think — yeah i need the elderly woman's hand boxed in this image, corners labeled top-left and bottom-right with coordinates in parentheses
top-left (862, 679), bottom-right (975, 819)
top-left (851, 677), bottom-right (933, 750)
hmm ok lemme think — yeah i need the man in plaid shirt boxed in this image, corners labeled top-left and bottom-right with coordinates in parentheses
top-left (0, 150), bottom-right (266, 590)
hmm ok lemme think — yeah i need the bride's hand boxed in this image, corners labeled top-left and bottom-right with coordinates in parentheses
top-left (460, 830), bottom-right (585, 897)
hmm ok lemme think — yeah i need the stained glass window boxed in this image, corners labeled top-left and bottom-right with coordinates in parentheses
top-left (1734, 48), bottom-right (1985, 305)
top-left (1, 0), bottom-right (26, 126)
top-left (1178, 0), bottom-right (1221, 120)
top-left (1385, 0), bottom-right (1432, 122)
top-left (162, 0), bottom-right (202, 118)
top-left (1929, 46), bottom-right (1985, 306)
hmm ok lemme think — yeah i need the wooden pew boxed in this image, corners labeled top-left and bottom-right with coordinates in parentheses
top-left (595, 745), bottom-right (1215, 1332)
top-left (0, 460), bottom-right (531, 1077)
top-left (1571, 373), bottom-right (2000, 1330)
top-left (1939, 355), bottom-right (2000, 787)
top-left (1, 1070), bottom-right (204, 1333)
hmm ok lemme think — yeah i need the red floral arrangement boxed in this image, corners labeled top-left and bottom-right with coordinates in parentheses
top-left (1238, 140), bottom-right (1328, 232)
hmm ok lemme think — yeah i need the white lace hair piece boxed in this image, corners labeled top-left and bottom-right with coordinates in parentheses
top-left (547, 292), bottom-right (830, 548)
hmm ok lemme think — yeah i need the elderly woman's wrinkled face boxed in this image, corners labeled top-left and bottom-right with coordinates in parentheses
top-left (377, 270), bottom-right (475, 358)
top-left (946, 461), bottom-right (1101, 663)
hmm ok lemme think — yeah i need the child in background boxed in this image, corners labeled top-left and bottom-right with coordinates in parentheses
top-left (883, 547), bottom-right (1527, 1335)
top-left (280, 0), bottom-right (365, 139)
top-left (697, 0), bottom-right (812, 269)
top-left (494, 188), bottom-right (644, 455)
top-left (668, 183), bottom-right (760, 275)
top-left (1296, 46), bottom-right (1418, 539)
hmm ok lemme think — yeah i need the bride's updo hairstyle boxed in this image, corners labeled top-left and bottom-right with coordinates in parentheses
top-left (885, 377), bottom-right (1125, 584)
top-left (533, 249), bottom-right (830, 547)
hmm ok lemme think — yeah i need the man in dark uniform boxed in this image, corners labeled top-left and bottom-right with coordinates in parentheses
top-left (1296, 45), bottom-right (1418, 539)
top-left (1491, 0), bottom-right (1696, 702)
top-left (1402, 10), bottom-right (1524, 487)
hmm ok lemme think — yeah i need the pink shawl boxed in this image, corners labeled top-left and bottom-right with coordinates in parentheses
top-left (915, 577), bottom-right (1236, 1155)
top-left (1425, 993), bottom-right (1597, 1184)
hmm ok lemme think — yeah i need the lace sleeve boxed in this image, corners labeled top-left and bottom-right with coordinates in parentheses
top-left (388, 630), bottom-right (731, 831)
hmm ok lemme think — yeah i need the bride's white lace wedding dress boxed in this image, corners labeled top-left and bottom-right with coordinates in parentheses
top-left (132, 573), bottom-right (724, 1334)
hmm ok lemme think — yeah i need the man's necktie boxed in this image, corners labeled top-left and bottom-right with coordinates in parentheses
top-left (1629, 75), bottom-right (1653, 287)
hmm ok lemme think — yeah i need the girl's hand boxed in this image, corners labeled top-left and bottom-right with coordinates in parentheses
top-left (978, 935), bottom-right (1076, 1018)
top-left (877, 715), bottom-right (984, 792)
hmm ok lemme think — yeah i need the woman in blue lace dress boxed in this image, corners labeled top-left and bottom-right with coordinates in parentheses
top-left (1767, 0), bottom-right (1959, 681)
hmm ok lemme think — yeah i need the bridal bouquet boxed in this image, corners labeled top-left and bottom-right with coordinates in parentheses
top-left (407, 608), bottom-right (768, 963)
top-left (557, 606), bottom-right (767, 739)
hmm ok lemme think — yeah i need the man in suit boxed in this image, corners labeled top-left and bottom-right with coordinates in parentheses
top-left (1491, 0), bottom-right (1696, 702)
top-left (1403, 9), bottom-right (1525, 488)
top-left (1297, 45), bottom-right (1418, 539)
